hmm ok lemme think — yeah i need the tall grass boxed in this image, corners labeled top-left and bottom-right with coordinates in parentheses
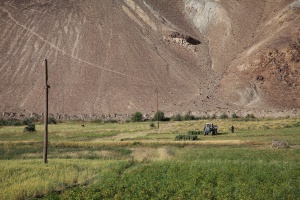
top-left (0, 159), bottom-right (130, 200)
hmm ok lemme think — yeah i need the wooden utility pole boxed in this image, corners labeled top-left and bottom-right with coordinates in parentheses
top-left (155, 88), bottom-right (159, 129)
top-left (43, 59), bottom-right (49, 164)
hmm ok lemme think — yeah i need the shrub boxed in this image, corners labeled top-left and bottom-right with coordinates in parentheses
top-left (0, 119), bottom-right (5, 126)
top-left (188, 130), bottom-right (202, 135)
top-left (48, 117), bottom-right (57, 124)
top-left (293, 122), bottom-right (300, 127)
top-left (163, 117), bottom-right (171, 121)
top-left (175, 135), bottom-right (184, 140)
top-left (175, 135), bottom-right (198, 141)
top-left (172, 114), bottom-right (182, 121)
top-left (244, 114), bottom-right (255, 120)
top-left (22, 118), bottom-right (33, 125)
top-left (211, 114), bottom-right (217, 119)
top-left (183, 114), bottom-right (196, 121)
top-left (150, 122), bottom-right (155, 128)
top-left (104, 119), bottom-right (118, 123)
top-left (231, 113), bottom-right (238, 119)
top-left (10, 119), bottom-right (22, 126)
top-left (219, 113), bottom-right (229, 119)
top-left (91, 119), bottom-right (103, 123)
top-left (131, 112), bottom-right (143, 122)
top-left (153, 111), bottom-right (165, 121)
top-left (0, 119), bottom-right (22, 126)
top-left (23, 124), bottom-right (36, 132)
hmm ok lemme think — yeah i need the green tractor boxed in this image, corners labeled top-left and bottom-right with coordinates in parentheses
top-left (203, 123), bottom-right (218, 135)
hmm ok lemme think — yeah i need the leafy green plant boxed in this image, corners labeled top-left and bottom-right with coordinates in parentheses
top-left (292, 122), bottom-right (300, 127)
top-left (244, 114), bottom-right (255, 121)
top-left (187, 130), bottom-right (202, 135)
top-left (21, 118), bottom-right (33, 125)
top-left (183, 113), bottom-right (196, 121)
top-left (150, 122), bottom-right (155, 128)
top-left (0, 118), bottom-right (22, 126)
top-left (172, 114), bottom-right (182, 121)
top-left (231, 113), bottom-right (238, 119)
top-left (23, 124), bottom-right (36, 132)
top-left (131, 112), bottom-right (143, 122)
top-left (91, 119), bottom-right (103, 123)
top-left (48, 117), bottom-right (57, 124)
top-left (175, 135), bottom-right (198, 140)
top-left (153, 111), bottom-right (165, 121)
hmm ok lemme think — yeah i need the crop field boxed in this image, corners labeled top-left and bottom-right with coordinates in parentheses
top-left (0, 118), bottom-right (300, 199)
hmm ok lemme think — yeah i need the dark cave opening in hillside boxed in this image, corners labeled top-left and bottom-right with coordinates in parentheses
top-left (169, 32), bottom-right (201, 45)
top-left (185, 36), bottom-right (201, 45)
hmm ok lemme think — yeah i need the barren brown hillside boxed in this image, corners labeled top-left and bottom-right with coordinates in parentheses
top-left (0, 0), bottom-right (299, 120)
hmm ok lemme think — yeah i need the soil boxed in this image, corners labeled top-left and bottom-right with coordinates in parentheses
top-left (0, 0), bottom-right (299, 120)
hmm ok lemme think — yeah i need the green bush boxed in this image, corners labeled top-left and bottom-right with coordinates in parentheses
top-left (153, 111), bottom-right (165, 121)
top-left (10, 119), bottom-right (22, 126)
top-left (23, 124), bottom-right (36, 132)
top-left (0, 119), bottom-right (5, 126)
top-left (91, 119), bottom-right (103, 123)
top-left (150, 122), bottom-right (155, 128)
top-left (175, 135), bottom-right (198, 141)
top-left (231, 113), bottom-right (238, 119)
top-left (131, 112), bottom-right (143, 122)
top-left (188, 130), bottom-right (202, 135)
top-left (183, 114), bottom-right (196, 121)
top-left (172, 114), bottom-right (182, 121)
top-left (293, 122), bottom-right (300, 127)
top-left (244, 114), bottom-right (255, 121)
top-left (0, 118), bottom-right (22, 126)
top-left (22, 118), bottom-right (33, 125)
top-left (48, 117), bottom-right (57, 124)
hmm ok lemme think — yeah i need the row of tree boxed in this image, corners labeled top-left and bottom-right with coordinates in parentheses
top-left (131, 111), bottom-right (165, 122)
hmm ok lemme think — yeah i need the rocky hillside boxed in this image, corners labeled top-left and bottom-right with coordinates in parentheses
top-left (0, 0), bottom-right (299, 120)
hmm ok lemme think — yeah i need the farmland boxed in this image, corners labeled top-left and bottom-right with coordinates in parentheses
top-left (0, 118), bottom-right (299, 199)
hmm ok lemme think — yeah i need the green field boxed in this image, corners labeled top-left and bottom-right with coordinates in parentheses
top-left (0, 118), bottom-right (299, 199)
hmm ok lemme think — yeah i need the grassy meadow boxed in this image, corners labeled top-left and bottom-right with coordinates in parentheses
top-left (0, 118), bottom-right (299, 199)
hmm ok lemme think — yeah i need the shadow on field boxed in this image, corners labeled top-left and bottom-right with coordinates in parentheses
top-left (216, 132), bottom-right (229, 135)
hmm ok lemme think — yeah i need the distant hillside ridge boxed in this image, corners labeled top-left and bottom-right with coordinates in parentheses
top-left (0, 0), bottom-right (299, 119)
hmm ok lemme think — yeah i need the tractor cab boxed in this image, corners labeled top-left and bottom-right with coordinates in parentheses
top-left (204, 123), bottom-right (218, 135)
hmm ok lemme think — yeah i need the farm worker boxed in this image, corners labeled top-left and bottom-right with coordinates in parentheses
top-left (231, 125), bottom-right (234, 133)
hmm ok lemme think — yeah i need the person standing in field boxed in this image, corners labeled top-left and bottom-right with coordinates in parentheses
top-left (231, 125), bottom-right (234, 133)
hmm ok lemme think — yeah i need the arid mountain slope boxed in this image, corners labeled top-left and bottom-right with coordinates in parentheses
top-left (0, 0), bottom-right (299, 119)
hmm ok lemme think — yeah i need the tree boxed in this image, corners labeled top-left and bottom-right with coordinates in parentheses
top-left (219, 113), bottom-right (229, 119)
top-left (131, 112), bottom-right (143, 122)
top-left (153, 110), bottom-right (165, 121)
